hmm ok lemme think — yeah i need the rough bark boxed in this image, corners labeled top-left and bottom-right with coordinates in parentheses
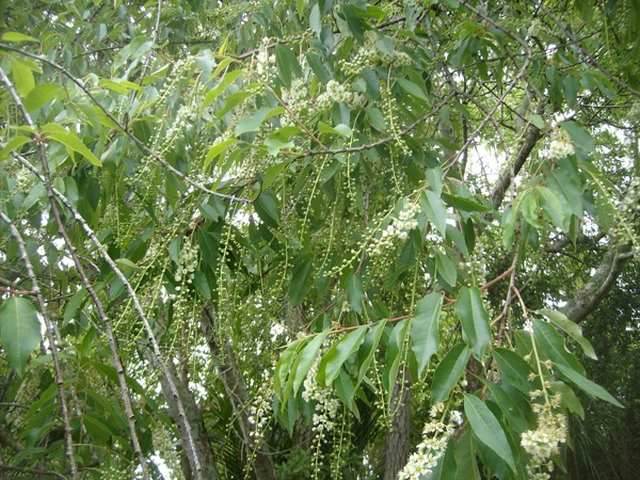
top-left (201, 309), bottom-right (277, 480)
top-left (561, 243), bottom-right (633, 323)
top-left (382, 377), bottom-right (412, 480)
top-left (146, 351), bottom-right (218, 480)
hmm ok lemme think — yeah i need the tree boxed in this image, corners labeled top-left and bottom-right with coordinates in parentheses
top-left (0, 0), bottom-right (639, 479)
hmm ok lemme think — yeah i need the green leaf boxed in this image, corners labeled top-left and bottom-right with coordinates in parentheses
top-left (99, 78), bottom-right (141, 94)
top-left (274, 338), bottom-right (306, 400)
top-left (442, 193), bottom-right (488, 212)
top-left (287, 255), bottom-right (313, 306)
top-left (396, 78), bottom-right (428, 101)
top-left (425, 167), bottom-right (444, 195)
top-left (275, 45), bottom-right (302, 87)
top-left (318, 326), bottom-right (367, 386)
top-left (561, 121), bottom-right (594, 156)
top-left (1, 32), bottom-right (38, 43)
top-left (0, 297), bottom-right (42, 375)
top-left (456, 287), bottom-right (491, 358)
top-left (204, 138), bottom-right (237, 168)
top-left (435, 251), bottom-right (457, 287)
top-left (204, 69), bottom-right (244, 106)
top-left (309, 3), bottom-right (322, 34)
top-left (493, 348), bottom-right (532, 393)
top-left (12, 59), bottom-right (35, 97)
top-left (423, 190), bottom-right (447, 237)
top-left (24, 84), bottom-right (63, 112)
top-left (41, 124), bottom-right (101, 167)
top-left (411, 292), bottom-right (443, 378)
top-left (432, 343), bottom-right (470, 403)
top-left (555, 363), bottom-right (623, 408)
top-left (0, 135), bottom-right (30, 161)
top-left (292, 330), bottom-right (329, 395)
top-left (254, 190), bottom-right (280, 227)
top-left (533, 319), bottom-right (584, 373)
top-left (355, 320), bottom-right (386, 391)
top-left (538, 309), bottom-right (597, 360)
top-left (235, 107), bottom-right (273, 135)
top-left (464, 393), bottom-right (516, 472)
top-left (384, 319), bottom-right (409, 402)
top-left (345, 273), bottom-right (364, 314)
top-left (536, 186), bottom-right (568, 231)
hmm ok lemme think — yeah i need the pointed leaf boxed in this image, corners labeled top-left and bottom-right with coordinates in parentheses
top-left (411, 292), bottom-right (442, 378)
top-left (432, 343), bottom-right (470, 403)
top-left (318, 326), bottom-right (367, 386)
top-left (0, 297), bottom-right (41, 374)
top-left (555, 363), bottom-right (623, 408)
top-left (538, 309), bottom-right (597, 360)
top-left (457, 287), bottom-right (491, 358)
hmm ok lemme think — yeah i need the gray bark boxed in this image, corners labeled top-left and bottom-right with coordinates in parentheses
top-left (382, 377), bottom-right (412, 480)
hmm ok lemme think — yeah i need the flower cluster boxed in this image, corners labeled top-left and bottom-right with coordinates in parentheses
top-left (302, 357), bottom-right (341, 438)
top-left (398, 403), bottom-right (462, 480)
top-left (372, 202), bottom-right (420, 255)
top-left (521, 398), bottom-right (567, 480)
top-left (175, 239), bottom-right (199, 286)
top-left (255, 38), bottom-right (276, 82)
top-left (247, 387), bottom-right (272, 445)
top-left (339, 46), bottom-right (379, 75)
top-left (317, 80), bottom-right (365, 110)
top-left (281, 77), bottom-right (309, 126)
top-left (544, 128), bottom-right (575, 160)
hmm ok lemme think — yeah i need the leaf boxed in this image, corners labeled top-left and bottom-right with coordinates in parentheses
top-left (41, 124), bottom-right (101, 167)
top-left (204, 69), bottom-right (244, 106)
top-left (205, 138), bottom-right (237, 168)
top-left (318, 326), bottom-right (367, 386)
top-left (555, 363), bottom-right (623, 408)
top-left (538, 309), bottom-right (597, 360)
top-left (99, 78), bottom-right (141, 94)
top-left (254, 190), bottom-right (280, 227)
top-left (435, 251), bottom-right (457, 287)
top-left (1, 32), bottom-right (38, 43)
top-left (493, 348), bottom-right (532, 393)
top-left (235, 107), bottom-right (272, 135)
top-left (345, 273), bottom-right (364, 314)
top-left (456, 287), bottom-right (491, 358)
top-left (274, 338), bottom-right (306, 400)
top-left (287, 255), bottom-right (313, 306)
top-left (396, 78), bottom-right (428, 101)
top-left (355, 320), bottom-right (386, 391)
top-left (24, 84), bottom-right (63, 112)
top-left (464, 393), bottom-right (516, 472)
top-left (536, 186), bottom-right (568, 231)
top-left (411, 292), bottom-right (443, 378)
top-left (292, 330), bottom-right (329, 395)
top-left (12, 59), bottom-right (35, 97)
top-left (423, 190), bottom-right (447, 237)
top-left (309, 3), bottom-right (322, 34)
top-left (533, 319), bottom-right (584, 373)
top-left (0, 297), bottom-right (42, 374)
top-left (275, 45), bottom-right (302, 87)
top-left (431, 343), bottom-right (470, 403)
top-left (425, 167), bottom-right (444, 195)
top-left (0, 135), bottom-right (30, 161)
top-left (384, 319), bottom-right (409, 402)
top-left (442, 193), bottom-right (488, 212)
top-left (561, 121), bottom-right (594, 156)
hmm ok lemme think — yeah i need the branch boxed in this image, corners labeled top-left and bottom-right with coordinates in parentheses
top-left (561, 243), bottom-right (633, 323)
top-left (0, 43), bottom-right (246, 203)
top-left (0, 463), bottom-right (66, 479)
top-left (0, 210), bottom-right (79, 480)
top-left (0, 66), bottom-right (150, 480)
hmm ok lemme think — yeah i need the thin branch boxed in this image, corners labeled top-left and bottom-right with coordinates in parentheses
top-left (0, 43), bottom-right (247, 204)
top-left (0, 66), bottom-right (150, 480)
top-left (0, 210), bottom-right (78, 480)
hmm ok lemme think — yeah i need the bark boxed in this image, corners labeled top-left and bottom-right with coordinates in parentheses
top-left (146, 351), bottom-right (219, 480)
top-left (561, 243), bottom-right (633, 323)
top-left (201, 309), bottom-right (278, 480)
top-left (382, 377), bottom-right (412, 480)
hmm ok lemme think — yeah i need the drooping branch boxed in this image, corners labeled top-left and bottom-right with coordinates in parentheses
top-left (11, 155), bottom-right (209, 480)
top-left (561, 243), bottom-right (634, 323)
top-left (0, 211), bottom-right (78, 479)
top-left (0, 66), bottom-right (151, 480)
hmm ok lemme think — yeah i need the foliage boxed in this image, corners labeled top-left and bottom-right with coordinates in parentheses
top-left (0, 0), bottom-right (639, 479)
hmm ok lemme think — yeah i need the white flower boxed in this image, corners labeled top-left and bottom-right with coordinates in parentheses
top-left (545, 128), bottom-right (575, 160)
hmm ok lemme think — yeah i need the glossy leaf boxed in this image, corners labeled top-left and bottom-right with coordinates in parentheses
top-left (411, 292), bottom-right (442, 378)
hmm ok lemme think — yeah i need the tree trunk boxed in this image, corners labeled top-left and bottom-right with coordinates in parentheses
top-left (145, 350), bottom-right (218, 480)
top-left (201, 308), bottom-right (278, 480)
top-left (383, 377), bottom-right (412, 480)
